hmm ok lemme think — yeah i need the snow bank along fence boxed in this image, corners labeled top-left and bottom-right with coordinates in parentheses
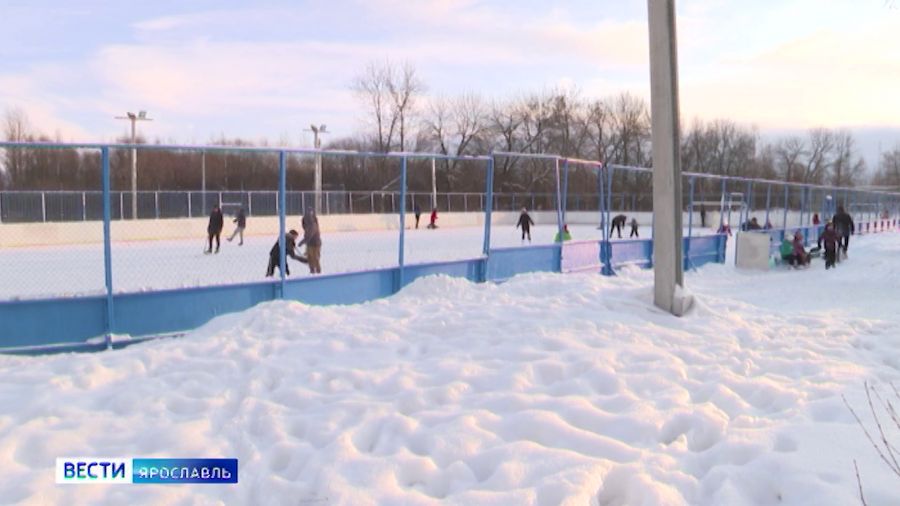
top-left (1, 142), bottom-right (897, 354)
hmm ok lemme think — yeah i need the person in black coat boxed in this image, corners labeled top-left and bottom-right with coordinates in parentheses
top-left (414, 203), bottom-right (422, 229)
top-left (227, 208), bottom-right (247, 245)
top-left (832, 206), bottom-right (855, 257)
top-left (610, 214), bottom-right (627, 239)
top-left (266, 230), bottom-right (305, 277)
top-left (206, 205), bottom-right (224, 254)
top-left (516, 207), bottom-right (535, 242)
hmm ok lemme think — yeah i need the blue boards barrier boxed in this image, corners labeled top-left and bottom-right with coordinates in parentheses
top-left (0, 235), bottom-right (730, 354)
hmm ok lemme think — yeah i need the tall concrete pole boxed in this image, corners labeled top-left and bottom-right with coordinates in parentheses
top-left (647, 0), bottom-right (688, 316)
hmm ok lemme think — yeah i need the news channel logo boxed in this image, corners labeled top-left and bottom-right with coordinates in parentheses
top-left (56, 458), bottom-right (238, 484)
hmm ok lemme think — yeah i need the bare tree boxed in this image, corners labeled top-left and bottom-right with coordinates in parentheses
top-left (801, 128), bottom-right (835, 185)
top-left (830, 130), bottom-right (865, 187)
top-left (421, 93), bottom-right (488, 190)
top-left (351, 60), bottom-right (425, 153)
top-left (2, 108), bottom-right (31, 188)
top-left (873, 145), bottom-right (900, 189)
top-left (775, 136), bottom-right (806, 183)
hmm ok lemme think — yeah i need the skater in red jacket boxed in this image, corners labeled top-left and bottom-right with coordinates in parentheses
top-left (427, 208), bottom-right (438, 229)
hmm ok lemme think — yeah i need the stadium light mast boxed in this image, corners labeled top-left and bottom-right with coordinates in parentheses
top-left (306, 124), bottom-right (328, 213)
top-left (647, 0), bottom-right (689, 316)
top-left (114, 110), bottom-right (153, 220)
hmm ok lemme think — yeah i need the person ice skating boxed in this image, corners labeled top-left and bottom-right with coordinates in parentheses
top-left (414, 203), bottom-right (422, 229)
top-left (227, 208), bottom-right (246, 245)
top-left (812, 213), bottom-right (820, 225)
top-left (427, 208), bottom-right (438, 229)
top-left (298, 207), bottom-right (322, 274)
top-left (790, 231), bottom-right (809, 267)
top-left (818, 222), bottom-right (840, 270)
top-left (629, 217), bottom-right (639, 238)
top-left (746, 217), bottom-right (762, 230)
top-left (554, 224), bottom-right (572, 243)
top-left (206, 205), bottom-right (224, 254)
top-left (832, 206), bottom-right (854, 258)
top-left (266, 229), bottom-right (305, 277)
top-left (516, 207), bottom-right (534, 242)
top-left (764, 219), bottom-right (773, 230)
top-left (717, 219), bottom-right (732, 236)
top-left (700, 203), bottom-right (707, 228)
top-left (610, 214), bottom-right (626, 238)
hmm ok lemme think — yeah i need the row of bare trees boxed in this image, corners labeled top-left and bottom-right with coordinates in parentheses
top-left (1, 60), bottom-right (894, 195)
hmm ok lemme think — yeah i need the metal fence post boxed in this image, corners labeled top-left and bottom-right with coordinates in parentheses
top-left (41, 192), bottom-right (46, 222)
top-left (719, 178), bottom-right (727, 231)
top-left (398, 156), bottom-right (408, 290)
top-left (599, 163), bottom-right (609, 275)
top-left (561, 159), bottom-right (570, 223)
top-left (154, 191), bottom-right (159, 219)
top-left (686, 176), bottom-right (695, 269)
top-left (782, 185), bottom-right (789, 231)
top-left (764, 184), bottom-right (772, 228)
top-left (82, 192), bottom-right (87, 221)
top-left (278, 151), bottom-right (287, 299)
top-left (483, 157), bottom-right (494, 258)
top-left (101, 147), bottom-right (114, 349)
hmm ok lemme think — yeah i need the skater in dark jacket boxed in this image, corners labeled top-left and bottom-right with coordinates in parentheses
top-left (414, 203), bottom-right (422, 229)
top-left (298, 208), bottom-right (322, 274)
top-left (516, 207), bottom-right (534, 242)
top-left (818, 222), bottom-right (840, 269)
top-left (832, 206), bottom-right (854, 257)
top-left (266, 230), bottom-right (304, 277)
top-left (227, 208), bottom-right (247, 245)
top-left (610, 214), bottom-right (627, 238)
top-left (206, 205), bottom-right (224, 254)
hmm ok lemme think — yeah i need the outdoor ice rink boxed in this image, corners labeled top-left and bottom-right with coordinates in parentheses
top-left (2, 223), bottom-right (715, 300)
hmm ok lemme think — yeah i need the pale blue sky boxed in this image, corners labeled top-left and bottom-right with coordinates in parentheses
top-left (1, 0), bottom-right (898, 162)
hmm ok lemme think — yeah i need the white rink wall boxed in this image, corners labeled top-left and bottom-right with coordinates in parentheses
top-left (0, 207), bottom-right (871, 248)
top-left (0, 211), bottom-right (639, 248)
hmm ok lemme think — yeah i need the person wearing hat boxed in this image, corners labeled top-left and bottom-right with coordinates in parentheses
top-left (818, 221), bottom-right (840, 269)
top-left (516, 207), bottom-right (535, 242)
top-left (790, 231), bottom-right (809, 267)
top-left (266, 229), bottom-right (305, 277)
top-left (832, 206), bottom-right (854, 258)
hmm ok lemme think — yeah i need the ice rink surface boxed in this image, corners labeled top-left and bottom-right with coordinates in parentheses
top-left (1, 223), bottom-right (683, 300)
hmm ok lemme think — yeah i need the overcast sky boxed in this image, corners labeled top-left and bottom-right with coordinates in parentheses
top-left (2, 0), bottom-right (899, 162)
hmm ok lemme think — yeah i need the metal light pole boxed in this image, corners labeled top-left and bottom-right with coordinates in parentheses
top-left (114, 110), bottom-right (152, 219)
top-left (307, 124), bottom-right (328, 213)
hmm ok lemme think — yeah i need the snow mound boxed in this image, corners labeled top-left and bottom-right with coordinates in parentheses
top-left (1, 233), bottom-right (899, 504)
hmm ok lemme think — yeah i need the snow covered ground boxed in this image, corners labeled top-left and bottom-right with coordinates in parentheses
top-left (0, 223), bottom-right (686, 300)
top-left (0, 231), bottom-right (898, 505)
